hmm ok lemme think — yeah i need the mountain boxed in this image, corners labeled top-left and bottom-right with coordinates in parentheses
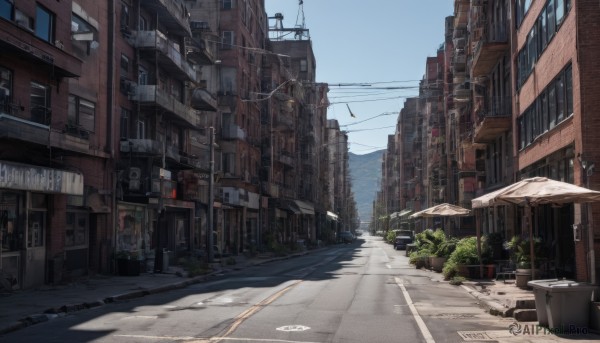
top-left (349, 150), bottom-right (384, 227)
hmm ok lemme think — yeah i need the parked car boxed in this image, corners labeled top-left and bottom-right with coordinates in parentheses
top-left (338, 231), bottom-right (355, 244)
top-left (394, 235), bottom-right (413, 250)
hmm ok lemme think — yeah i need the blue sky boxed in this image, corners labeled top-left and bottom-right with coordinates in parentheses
top-left (265, 0), bottom-right (454, 154)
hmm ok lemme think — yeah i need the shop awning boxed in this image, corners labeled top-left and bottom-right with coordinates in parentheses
top-left (293, 200), bottom-right (315, 215)
top-left (279, 200), bottom-right (301, 214)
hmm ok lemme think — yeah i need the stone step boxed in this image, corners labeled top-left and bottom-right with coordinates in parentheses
top-left (514, 298), bottom-right (536, 309)
top-left (513, 309), bottom-right (538, 322)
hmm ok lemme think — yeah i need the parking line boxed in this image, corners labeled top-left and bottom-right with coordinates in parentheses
top-left (395, 277), bottom-right (435, 343)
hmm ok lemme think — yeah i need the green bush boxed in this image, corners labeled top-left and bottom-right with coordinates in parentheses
top-left (409, 249), bottom-right (430, 268)
top-left (449, 236), bottom-right (480, 265)
top-left (442, 259), bottom-right (458, 279)
top-left (386, 230), bottom-right (397, 244)
top-left (449, 276), bottom-right (466, 286)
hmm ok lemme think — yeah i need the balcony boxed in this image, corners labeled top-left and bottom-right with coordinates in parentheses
top-left (130, 85), bottom-right (198, 128)
top-left (471, 29), bottom-right (509, 77)
top-left (185, 36), bottom-right (215, 65)
top-left (473, 96), bottom-right (512, 143)
top-left (191, 88), bottom-right (217, 112)
top-left (0, 113), bottom-right (49, 146)
top-left (0, 23), bottom-right (81, 78)
top-left (133, 30), bottom-right (198, 82)
top-left (165, 145), bottom-right (180, 163)
top-left (222, 124), bottom-right (246, 140)
top-left (454, 0), bottom-right (470, 28)
top-left (277, 151), bottom-right (294, 168)
top-left (120, 139), bottom-right (163, 155)
top-left (141, 0), bottom-right (191, 36)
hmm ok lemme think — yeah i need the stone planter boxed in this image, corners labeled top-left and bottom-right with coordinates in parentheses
top-left (430, 256), bottom-right (446, 272)
top-left (515, 268), bottom-right (540, 288)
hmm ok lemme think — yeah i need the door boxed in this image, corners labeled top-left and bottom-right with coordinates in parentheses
top-left (23, 194), bottom-right (46, 288)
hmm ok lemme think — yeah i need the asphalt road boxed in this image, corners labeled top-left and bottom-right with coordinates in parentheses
top-left (3, 234), bottom-right (516, 343)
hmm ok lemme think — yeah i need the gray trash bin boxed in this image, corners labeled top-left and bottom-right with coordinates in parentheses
top-left (528, 279), bottom-right (559, 327)
top-left (528, 279), bottom-right (596, 329)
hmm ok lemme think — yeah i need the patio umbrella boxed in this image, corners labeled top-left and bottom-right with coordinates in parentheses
top-left (492, 177), bottom-right (600, 279)
top-left (409, 203), bottom-right (471, 218)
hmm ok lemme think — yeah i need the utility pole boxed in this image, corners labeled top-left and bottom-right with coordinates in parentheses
top-left (207, 127), bottom-right (215, 263)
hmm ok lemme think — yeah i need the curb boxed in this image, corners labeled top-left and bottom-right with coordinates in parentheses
top-left (460, 284), bottom-right (510, 317)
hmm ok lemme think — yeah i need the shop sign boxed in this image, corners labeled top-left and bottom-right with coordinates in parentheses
top-left (0, 161), bottom-right (83, 195)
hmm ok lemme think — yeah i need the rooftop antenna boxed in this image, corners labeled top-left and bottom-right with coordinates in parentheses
top-left (268, 0), bottom-right (310, 41)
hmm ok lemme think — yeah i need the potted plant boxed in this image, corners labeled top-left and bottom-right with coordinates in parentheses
top-left (507, 236), bottom-right (544, 287)
top-left (116, 250), bottom-right (140, 276)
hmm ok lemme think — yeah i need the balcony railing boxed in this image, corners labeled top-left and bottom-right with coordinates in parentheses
top-left (119, 139), bottom-right (163, 155)
top-left (142, 0), bottom-right (191, 36)
top-left (477, 96), bottom-right (512, 118)
top-left (133, 30), bottom-right (198, 82)
top-left (130, 85), bottom-right (198, 127)
top-left (472, 27), bottom-right (509, 77)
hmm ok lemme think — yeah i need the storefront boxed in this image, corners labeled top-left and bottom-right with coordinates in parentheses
top-left (0, 161), bottom-right (83, 290)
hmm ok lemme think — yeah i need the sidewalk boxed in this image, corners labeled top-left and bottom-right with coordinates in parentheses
top-left (0, 251), bottom-right (307, 335)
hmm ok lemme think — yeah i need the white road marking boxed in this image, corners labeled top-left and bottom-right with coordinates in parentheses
top-left (276, 325), bottom-right (311, 332)
top-left (395, 277), bottom-right (436, 343)
top-left (114, 334), bottom-right (321, 342)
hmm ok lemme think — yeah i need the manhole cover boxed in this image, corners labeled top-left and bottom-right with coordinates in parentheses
top-left (276, 325), bottom-right (311, 332)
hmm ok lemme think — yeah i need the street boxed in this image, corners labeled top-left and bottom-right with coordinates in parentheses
top-left (4, 234), bottom-right (519, 342)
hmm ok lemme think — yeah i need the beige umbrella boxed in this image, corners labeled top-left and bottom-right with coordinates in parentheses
top-left (492, 177), bottom-right (600, 206)
top-left (492, 177), bottom-right (600, 279)
top-left (409, 203), bottom-right (471, 218)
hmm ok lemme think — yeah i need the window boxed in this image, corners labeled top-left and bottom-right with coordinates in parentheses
top-left (120, 2), bottom-right (129, 29)
top-left (556, 0), bottom-right (565, 25)
top-left (136, 119), bottom-right (145, 139)
top-left (548, 85), bottom-right (557, 128)
top-left (35, 5), bottom-right (54, 43)
top-left (0, 66), bottom-right (12, 113)
top-left (222, 0), bottom-right (232, 10)
top-left (539, 9), bottom-right (547, 51)
top-left (120, 54), bottom-right (129, 75)
top-left (120, 108), bottom-right (130, 139)
top-left (555, 74), bottom-right (565, 122)
top-left (30, 82), bottom-right (50, 125)
top-left (565, 65), bottom-right (573, 115)
top-left (221, 31), bottom-right (234, 49)
top-left (0, 0), bottom-right (13, 20)
top-left (68, 95), bottom-right (95, 132)
top-left (300, 59), bottom-right (308, 72)
top-left (66, 212), bottom-right (87, 248)
top-left (547, 0), bottom-right (556, 41)
top-left (138, 66), bottom-right (148, 85)
top-left (139, 15), bottom-right (147, 31)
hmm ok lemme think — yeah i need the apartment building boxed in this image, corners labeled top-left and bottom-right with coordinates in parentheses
top-left (0, 0), bottom-right (106, 289)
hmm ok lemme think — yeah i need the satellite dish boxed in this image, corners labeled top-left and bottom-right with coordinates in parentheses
top-left (90, 41), bottom-right (99, 49)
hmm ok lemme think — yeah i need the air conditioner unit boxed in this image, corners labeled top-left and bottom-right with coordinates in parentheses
top-left (128, 167), bottom-right (141, 191)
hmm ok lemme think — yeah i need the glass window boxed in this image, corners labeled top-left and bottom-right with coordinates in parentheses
top-left (0, 66), bottom-right (12, 113)
top-left (556, 0), bottom-right (565, 25)
top-left (556, 75), bottom-right (565, 122)
top-left (565, 65), bottom-right (573, 116)
top-left (540, 9), bottom-right (547, 50)
top-left (66, 212), bottom-right (88, 247)
top-left (547, 0), bottom-right (556, 40)
top-left (68, 95), bottom-right (95, 132)
top-left (120, 2), bottom-right (129, 29)
top-left (300, 59), bottom-right (308, 72)
top-left (30, 82), bottom-right (50, 125)
top-left (222, 0), bottom-right (232, 10)
top-left (120, 107), bottom-right (130, 139)
top-left (541, 91), bottom-right (548, 133)
top-left (548, 85), bottom-right (557, 128)
top-left (35, 5), bottom-right (54, 43)
top-left (120, 54), bottom-right (129, 74)
top-left (0, 0), bottom-right (12, 20)
top-left (1, 192), bottom-right (21, 253)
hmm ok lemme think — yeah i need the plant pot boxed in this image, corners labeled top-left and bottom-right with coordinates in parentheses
top-left (430, 257), bottom-right (446, 272)
top-left (117, 258), bottom-right (140, 276)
